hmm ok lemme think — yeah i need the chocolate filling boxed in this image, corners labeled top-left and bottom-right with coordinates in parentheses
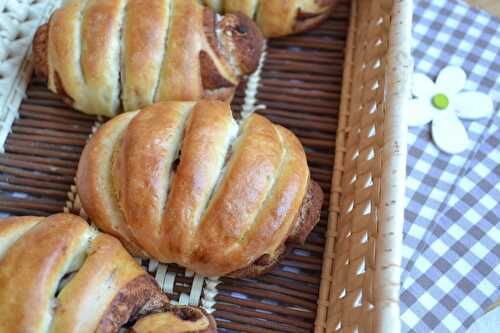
top-left (199, 51), bottom-right (236, 90)
top-left (95, 274), bottom-right (169, 333)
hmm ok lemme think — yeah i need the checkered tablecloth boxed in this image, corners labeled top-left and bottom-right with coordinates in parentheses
top-left (401, 0), bottom-right (500, 332)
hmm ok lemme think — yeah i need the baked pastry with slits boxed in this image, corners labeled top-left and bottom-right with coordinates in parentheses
top-left (76, 100), bottom-right (324, 277)
top-left (0, 213), bottom-right (216, 333)
top-left (31, 0), bottom-right (263, 117)
top-left (202, 0), bottom-right (338, 37)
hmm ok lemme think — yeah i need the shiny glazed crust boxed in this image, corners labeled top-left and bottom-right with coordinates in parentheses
top-left (0, 213), bottom-right (217, 332)
top-left (77, 101), bottom-right (324, 277)
top-left (32, 0), bottom-right (263, 116)
top-left (203, 0), bottom-right (338, 37)
top-left (0, 216), bottom-right (43, 259)
top-left (75, 110), bottom-right (148, 257)
top-left (228, 180), bottom-right (324, 278)
top-left (0, 214), bottom-right (93, 333)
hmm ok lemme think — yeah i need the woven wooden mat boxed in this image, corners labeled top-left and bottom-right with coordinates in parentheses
top-left (0, 1), bottom-right (350, 331)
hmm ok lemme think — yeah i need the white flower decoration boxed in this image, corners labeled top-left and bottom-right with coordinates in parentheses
top-left (409, 66), bottom-right (494, 154)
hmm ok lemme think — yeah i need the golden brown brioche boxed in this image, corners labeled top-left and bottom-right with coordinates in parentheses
top-left (76, 101), bottom-right (323, 277)
top-left (0, 216), bottom-right (43, 259)
top-left (202, 0), bottom-right (337, 37)
top-left (32, 0), bottom-right (263, 117)
top-left (0, 213), bottom-right (216, 333)
top-left (130, 306), bottom-right (217, 333)
top-left (0, 213), bottom-right (168, 333)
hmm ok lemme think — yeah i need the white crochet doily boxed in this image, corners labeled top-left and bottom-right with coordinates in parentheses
top-left (0, 0), bottom-right (62, 151)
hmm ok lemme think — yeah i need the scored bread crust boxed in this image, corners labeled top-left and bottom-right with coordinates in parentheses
top-left (153, 0), bottom-right (235, 103)
top-left (46, 0), bottom-right (88, 111)
top-left (77, 101), bottom-right (324, 277)
top-left (32, 0), bottom-right (263, 116)
top-left (0, 214), bottom-right (91, 333)
top-left (0, 214), bottom-right (168, 333)
top-left (203, 0), bottom-right (338, 37)
top-left (113, 102), bottom-right (195, 259)
top-left (80, 0), bottom-right (125, 116)
top-left (75, 110), bottom-right (147, 258)
top-left (0, 216), bottom-right (43, 259)
top-left (51, 233), bottom-right (168, 333)
top-left (0, 213), bottom-right (219, 332)
top-left (228, 180), bottom-right (324, 278)
top-left (120, 0), bottom-right (170, 112)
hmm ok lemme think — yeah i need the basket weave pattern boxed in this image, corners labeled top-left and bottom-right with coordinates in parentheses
top-left (0, 0), bottom-right (412, 332)
top-left (315, 0), bottom-right (412, 332)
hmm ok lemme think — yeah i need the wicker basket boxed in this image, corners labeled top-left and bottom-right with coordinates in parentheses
top-left (315, 0), bottom-right (412, 332)
top-left (0, 0), bottom-right (412, 332)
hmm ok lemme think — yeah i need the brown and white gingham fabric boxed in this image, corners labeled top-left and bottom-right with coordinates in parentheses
top-left (401, 0), bottom-right (500, 332)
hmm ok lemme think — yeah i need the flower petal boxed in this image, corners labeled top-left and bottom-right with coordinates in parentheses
top-left (454, 91), bottom-right (494, 119)
top-left (408, 98), bottom-right (434, 127)
top-left (412, 73), bottom-right (435, 98)
top-left (435, 66), bottom-right (467, 96)
top-left (432, 112), bottom-right (469, 154)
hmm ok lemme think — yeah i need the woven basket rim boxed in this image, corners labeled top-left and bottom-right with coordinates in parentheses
top-left (315, 0), bottom-right (413, 332)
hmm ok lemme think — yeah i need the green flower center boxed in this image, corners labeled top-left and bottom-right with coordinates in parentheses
top-left (432, 93), bottom-right (449, 110)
